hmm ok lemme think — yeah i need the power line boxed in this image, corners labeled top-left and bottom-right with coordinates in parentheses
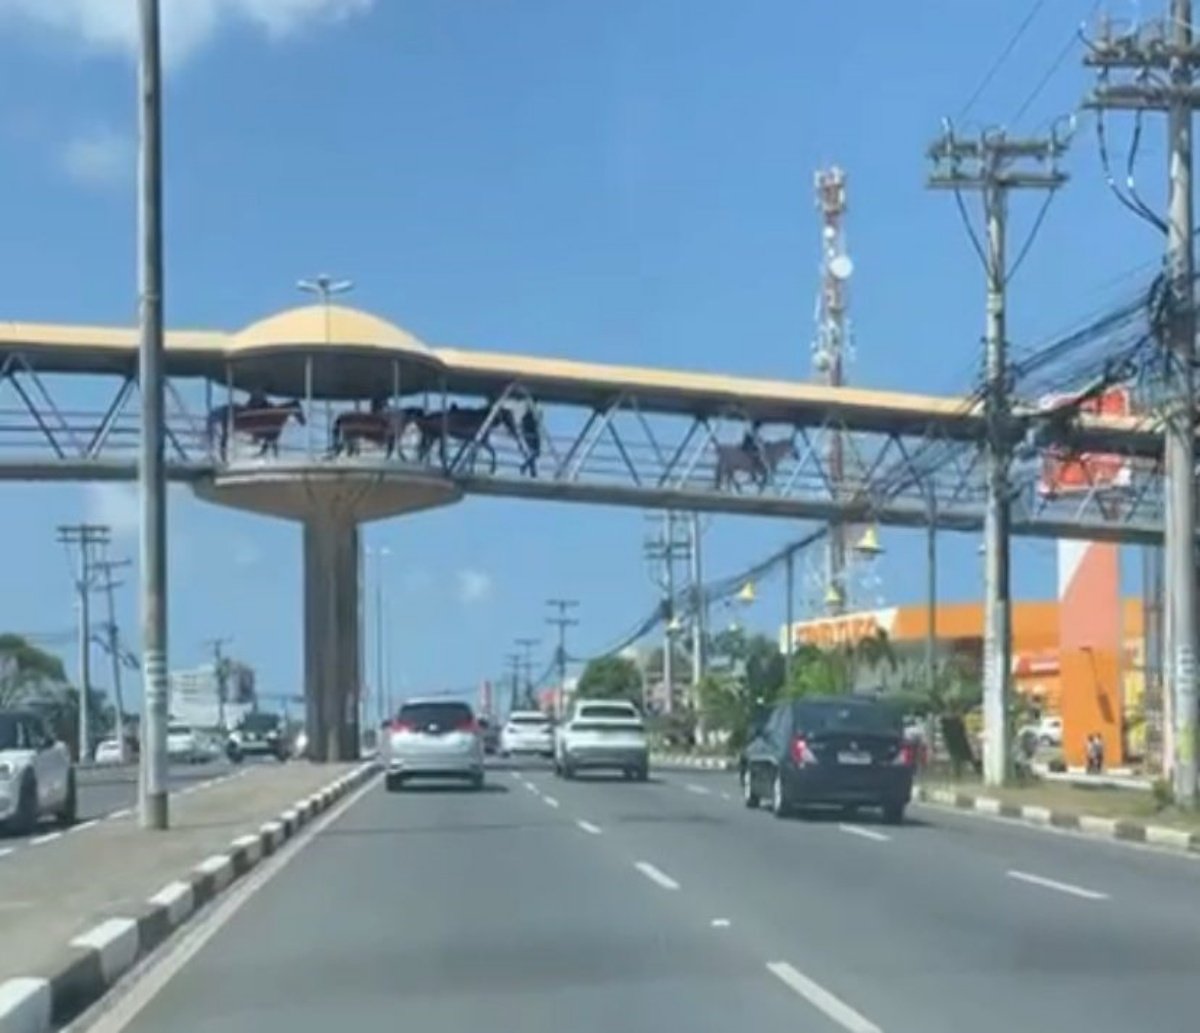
top-left (959, 0), bottom-right (1049, 123)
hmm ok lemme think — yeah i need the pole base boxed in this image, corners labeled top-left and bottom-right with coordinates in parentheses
top-left (139, 791), bottom-right (169, 830)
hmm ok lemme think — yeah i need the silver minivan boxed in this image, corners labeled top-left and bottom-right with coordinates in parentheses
top-left (385, 699), bottom-right (484, 791)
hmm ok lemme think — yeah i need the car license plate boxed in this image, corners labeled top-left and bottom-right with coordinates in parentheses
top-left (837, 751), bottom-right (871, 765)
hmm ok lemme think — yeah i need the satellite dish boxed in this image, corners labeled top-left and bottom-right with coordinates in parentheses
top-left (829, 254), bottom-right (854, 280)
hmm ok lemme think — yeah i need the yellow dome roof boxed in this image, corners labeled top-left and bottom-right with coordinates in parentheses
top-left (230, 304), bottom-right (440, 361)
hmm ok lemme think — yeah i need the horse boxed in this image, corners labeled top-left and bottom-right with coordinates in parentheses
top-left (415, 404), bottom-right (519, 474)
top-left (328, 406), bottom-right (423, 459)
top-left (713, 436), bottom-right (797, 489)
top-left (206, 399), bottom-right (305, 460)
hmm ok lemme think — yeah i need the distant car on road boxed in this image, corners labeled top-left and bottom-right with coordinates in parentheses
top-left (384, 699), bottom-right (485, 791)
top-left (229, 712), bottom-right (288, 762)
top-left (167, 723), bottom-right (208, 764)
top-left (739, 695), bottom-right (914, 824)
top-left (554, 699), bottom-right (648, 781)
top-left (478, 716), bottom-right (501, 755)
top-left (0, 709), bottom-right (77, 833)
top-left (93, 738), bottom-right (125, 765)
top-left (500, 710), bottom-right (555, 758)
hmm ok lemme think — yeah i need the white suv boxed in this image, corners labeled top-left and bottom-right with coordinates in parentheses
top-left (500, 710), bottom-right (555, 758)
top-left (554, 700), bottom-right (649, 781)
top-left (0, 709), bottom-right (76, 833)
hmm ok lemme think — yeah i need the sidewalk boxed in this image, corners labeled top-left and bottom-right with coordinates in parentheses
top-left (0, 761), bottom-right (369, 985)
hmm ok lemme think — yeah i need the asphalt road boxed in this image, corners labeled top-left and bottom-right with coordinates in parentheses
top-left (105, 761), bottom-right (1200, 1033)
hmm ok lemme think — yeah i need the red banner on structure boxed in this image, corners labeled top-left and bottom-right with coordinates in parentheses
top-left (1037, 387), bottom-right (1132, 496)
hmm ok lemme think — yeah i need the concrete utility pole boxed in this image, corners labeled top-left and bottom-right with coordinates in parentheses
top-left (688, 513), bottom-right (706, 689)
top-left (57, 524), bottom-right (110, 762)
top-left (137, 0), bottom-right (169, 831)
top-left (643, 513), bottom-right (688, 714)
top-left (545, 600), bottom-right (578, 715)
top-left (515, 637), bottom-right (539, 708)
top-left (1084, 2), bottom-right (1200, 804)
top-left (928, 121), bottom-right (1069, 787)
top-left (203, 637), bottom-right (232, 731)
top-left (93, 557), bottom-right (131, 764)
top-left (504, 653), bottom-right (522, 715)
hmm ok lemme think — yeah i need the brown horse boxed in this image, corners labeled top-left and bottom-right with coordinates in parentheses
top-left (206, 399), bottom-right (305, 460)
top-left (714, 436), bottom-right (797, 489)
top-left (329, 406), bottom-right (423, 459)
top-left (415, 404), bottom-right (519, 474)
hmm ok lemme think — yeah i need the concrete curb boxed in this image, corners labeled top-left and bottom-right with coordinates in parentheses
top-left (914, 783), bottom-right (1200, 856)
top-left (0, 760), bottom-right (380, 1033)
top-left (651, 753), bottom-right (735, 771)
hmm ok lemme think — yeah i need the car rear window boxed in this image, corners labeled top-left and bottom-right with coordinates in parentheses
top-left (509, 713), bottom-right (549, 725)
top-left (399, 702), bottom-right (473, 726)
top-left (792, 701), bottom-right (901, 734)
top-left (576, 704), bottom-right (639, 720)
top-left (0, 714), bottom-right (19, 750)
top-left (168, 724), bottom-right (192, 735)
top-left (240, 714), bottom-right (279, 733)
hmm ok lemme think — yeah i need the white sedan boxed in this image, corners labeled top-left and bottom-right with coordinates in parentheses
top-left (0, 709), bottom-right (77, 832)
top-left (500, 710), bottom-right (555, 758)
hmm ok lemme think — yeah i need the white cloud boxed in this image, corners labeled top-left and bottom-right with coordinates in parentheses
top-left (60, 127), bottom-right (133, 189)
top-left (0, 0), bottom-right (375, 69)
top-left (456, 568), bottom-right (493, 605)
top-left (85, 482), bottom-right (141, 538)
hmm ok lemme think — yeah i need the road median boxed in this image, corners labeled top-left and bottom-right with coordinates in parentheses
top-left (0, 759), bottom-right (379, 1033)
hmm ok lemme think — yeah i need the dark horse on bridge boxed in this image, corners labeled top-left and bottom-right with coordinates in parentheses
top-left (328, 405), bottom-right (424, 459)
top-left (206, 398), bottom-right (306, 460)
top-left (414, 404), bottom-right (520, 474)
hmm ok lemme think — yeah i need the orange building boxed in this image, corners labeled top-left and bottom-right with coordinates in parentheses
top-left (780, 541), bottom-right (1147, 768)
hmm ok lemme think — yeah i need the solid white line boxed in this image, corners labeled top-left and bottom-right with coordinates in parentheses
top-left (1006, 869), bottom-right (1108, 900)
top-left (70, 819), bottom-right (100, 834)
top-left (634, 861), bottom-right (680, 891)
top-left (0, 847), bottom-right (14, 859)
top-left (543, 796), bottom-right (560, 809)
top-left (29, 831), bottom-right (62, 846)
top-left (107, 808), bottom-right (132, 820)
top-left (838, 823), bottom-right (890, 843)
top-left (576, 820), bottom-right (601, 835)
top-left (685, 783), bottom-right (711, 796)
top-left (766, 961), bottom-right (882, 1033)
top-left (78, 771), bottom-right (380, 1033)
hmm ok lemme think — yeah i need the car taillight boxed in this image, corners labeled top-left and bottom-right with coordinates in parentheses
top-left (457, 717), bottom-right (478, 733)
top-left (789, 736), bottom-right (818, 766)
top-left (389, 720), bottom-right (414, 733)
top-left (893, 742), bottom-right (915, 766)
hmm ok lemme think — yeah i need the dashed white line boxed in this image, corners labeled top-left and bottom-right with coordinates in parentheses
top-left (29, 831), bottom-right (62, 846)
top-left (719, 792), bottom-right (733, 801)
top-left (634, 861), bottom-right (680, 891)
top-left (838, 823), bottom-right (890, 843)
top-left (69, 819), bottom-right (99, 834)
top-left (543, 796), bottom-right (560, 809)
top-left (576, 820), bottom-right (601, 835)
top-left (1006, 869), bottom-right (1108, 901)
top-left (524, 782), bottom-right (540, 795)
top-left (0, 847), bottom-right (14, 859)
top-left (710, 917), bottom-right (731, 928)
top-left (766, 961), bottom-right (882, 1033)
top-left (107, 808), bottom-right (132, 820)
top-left (685, 783), bottom-right (711, 796)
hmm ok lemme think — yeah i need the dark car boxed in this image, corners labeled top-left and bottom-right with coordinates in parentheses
top-left (228, 712), bottom-right (288, 762)
top-left (739, 695), bottom-right (914, 823)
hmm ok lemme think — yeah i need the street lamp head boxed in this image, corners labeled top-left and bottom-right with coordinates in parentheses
top-left (297, 274), bottom-right (354, 298)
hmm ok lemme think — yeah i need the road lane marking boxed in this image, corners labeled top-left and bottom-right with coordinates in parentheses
top-left (634, 861), bottom-right (680, 890)
top-left (107, 808), bottom-right (132, 820)
top-left (719, 792), bottom-right (733, 801)
top-left (711, 918), bottom-right (731, 928)
top-left (0, 847), bottom-right (14, 859)
top-left (1006, 869), bottom-right (1108, 900)
top-left (576, 820), bottom-right (601, 835)
top-left (543, 796), bottom-right (560, 808)
top-left (30, 831), bottom-right (62, 846)
top-left (838, 823), bottom-right (890, 842)
top-left (685, 783), bottom-right (711, 796)
top-left (69, 819), bottom-right (99, 834)
top-left (524, 782), bottom-right (540, 794)
top-left (766, 961), bottom-right (882, 1033)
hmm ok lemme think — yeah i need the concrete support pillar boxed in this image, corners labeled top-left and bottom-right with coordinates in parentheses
top-left (303, 516), bottom-right (361, 762)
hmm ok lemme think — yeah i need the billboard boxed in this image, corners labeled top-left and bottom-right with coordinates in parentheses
top-left (1037, 387), bottom-right (1133, 496)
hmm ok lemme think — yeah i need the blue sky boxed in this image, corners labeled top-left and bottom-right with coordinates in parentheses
top-left (0, 0), bottom-right (1167, 708)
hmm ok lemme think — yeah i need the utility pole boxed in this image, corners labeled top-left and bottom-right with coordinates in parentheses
top-left (784, 548), bottom-right (796, 683)
top-left (515, 637), bottom-right (539, 708)
top-left (928, 120), bottom-right (1069, 787)
top-left (643, 513), bottom-right (688, 714)
top-left (545, 599), bottom-right (579, 717)
top-left (138, 0), bottom-right (169, 831)
top-left (57, 523), bottom-right (110, 763)
top-left (1084, 3), bottom-right (1200, 804)
top-left (504, 653), bottom-right (522, 715)
top-left (93, 556), bottom-right (132, 764)
top-left (203, 637), bottom-right (232, 731)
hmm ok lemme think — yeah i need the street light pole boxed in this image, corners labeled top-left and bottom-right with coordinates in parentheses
top-left (137, 0), bottom-right (169, 830)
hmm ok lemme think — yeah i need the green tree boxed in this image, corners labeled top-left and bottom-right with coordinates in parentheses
top-left (0, 633), bottom-right (68, 707)
top-left (577, 655), bottom-right (643, 702)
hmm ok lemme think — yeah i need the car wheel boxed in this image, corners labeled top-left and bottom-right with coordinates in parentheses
top-left (384, 773), bottom-right (403, 792)
top-left (742, 766), bottom-right (760, 809)
top-left (881, 801), bottom-right (906, 825)
top-left (770, 770), bottom-right (790, 819)
top-left (562, 762), bottom-right (576, 780)
top-left (57, 771), bottom-right (77, 827)
top-left (471, 772), bottom-right (485, 791)
top-left (635, 764), bottom-right (649, 783)
top-left (10, 774), bottom-right (37, 834)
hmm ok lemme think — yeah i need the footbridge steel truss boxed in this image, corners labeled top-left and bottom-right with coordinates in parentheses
top-left (0, 306), bottom-right (1184, 543)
